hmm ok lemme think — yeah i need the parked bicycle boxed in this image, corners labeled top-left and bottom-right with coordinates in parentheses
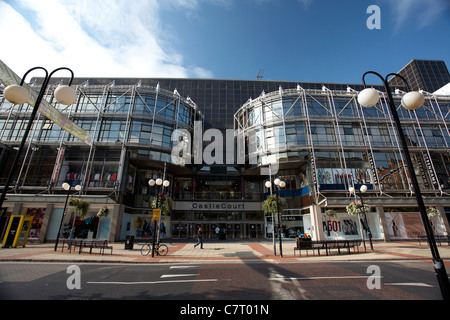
top-left (140, 242), bottom-right (168, 256)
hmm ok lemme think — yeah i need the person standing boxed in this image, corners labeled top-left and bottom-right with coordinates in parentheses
top-left (215, 226), bottom-right (220, 240)
top-left (194, 227), bottom-right (203, 249)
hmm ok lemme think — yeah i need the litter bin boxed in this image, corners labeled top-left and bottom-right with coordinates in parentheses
top-left (125, 235), bottom-right (134, 250)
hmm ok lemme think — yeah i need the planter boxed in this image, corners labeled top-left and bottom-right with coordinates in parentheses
top-left (296, 237), bottom-right (312, 248)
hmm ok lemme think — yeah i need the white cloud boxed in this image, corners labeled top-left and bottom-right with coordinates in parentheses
top-left (0, 0), bottom-right (213, 78)
top-left (298, 0), bottom-right (313, 9)
top-left (389, 0), bottom-right (450, 32)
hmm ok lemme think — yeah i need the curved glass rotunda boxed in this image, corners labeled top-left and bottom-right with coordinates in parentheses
top-left (235, 85), bottom-right (450, 241)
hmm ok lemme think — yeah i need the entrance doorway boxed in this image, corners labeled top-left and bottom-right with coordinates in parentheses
top-left (172, 223), bottom-right (189, 239)
top-left (171, 222), bottom-right (264, 239)
top-left (246, 224), bottom-right (263, 238)
top-left (226, 224), bottom-right (241, 239)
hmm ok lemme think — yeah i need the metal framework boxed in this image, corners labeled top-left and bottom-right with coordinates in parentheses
top-left (234, 85), bottom-right (450, 203)
top-left (0, 82), bottom-right (203, 198)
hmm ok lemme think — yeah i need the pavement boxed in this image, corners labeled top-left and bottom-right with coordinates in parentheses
top-left (1, 238), bottom-right (450, 265)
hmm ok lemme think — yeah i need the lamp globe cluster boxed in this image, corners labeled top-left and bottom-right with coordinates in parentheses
top-left (4, 84), bottom-right (77, 106)
top-left (358, 87), bottom-right (425, 111)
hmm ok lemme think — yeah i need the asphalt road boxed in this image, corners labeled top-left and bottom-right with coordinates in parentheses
top-left (0, 260), bottom-right (445, 301)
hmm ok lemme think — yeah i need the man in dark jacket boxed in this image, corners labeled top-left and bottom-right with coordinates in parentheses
top-left (194, 227), bottom-right (203, 249)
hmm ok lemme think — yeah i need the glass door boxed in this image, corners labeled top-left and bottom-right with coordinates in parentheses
top-left (172, 223), bottom-right (188, 239)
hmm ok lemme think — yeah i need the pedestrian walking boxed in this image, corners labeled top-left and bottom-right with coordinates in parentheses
top-left (194, 227), bottom-right (203, 249)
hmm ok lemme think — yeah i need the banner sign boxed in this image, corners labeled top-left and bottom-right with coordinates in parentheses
top-left (422, 151), bottom-right (439, 188)
top-left (0, 60), bottom-right (92, 145)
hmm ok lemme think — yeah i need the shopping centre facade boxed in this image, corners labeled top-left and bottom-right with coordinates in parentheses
top-left (1, 59), bottom-right (450, 243)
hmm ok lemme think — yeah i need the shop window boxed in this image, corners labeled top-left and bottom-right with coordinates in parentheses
top-left (25, 208), bottom-right (45, 239)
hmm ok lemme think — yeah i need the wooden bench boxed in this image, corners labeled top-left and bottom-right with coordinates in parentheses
top-left (418, 235), bottom-right (450, 246)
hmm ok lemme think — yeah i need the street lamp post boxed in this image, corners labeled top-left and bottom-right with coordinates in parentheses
top-left (266, 178), bottom-right (286, 257)
top-left (54, 182), bottom-right (81, 251)
top-left (358, 71), bottom-right (450, 300)
top-left (0, 67), bottom-right (76, 215)
top-left (265, 179), bottom-right (276, 256)
top-left (148, 176), bottom-right (169, 258)
top-left (349, 185), bottom-right (373, 251)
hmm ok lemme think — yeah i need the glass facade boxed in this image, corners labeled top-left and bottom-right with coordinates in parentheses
top-left (1, 59), bottom-right (450, 242)
top-left (235, 86), bottom-right (450, 195)
top-left (389, 59), bottom-right (450, 93)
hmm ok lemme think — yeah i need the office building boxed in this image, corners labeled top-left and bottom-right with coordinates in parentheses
top-left (388, 59), bottom-right (450, 93)
top-left (1, 59), bottom-right (449, 243)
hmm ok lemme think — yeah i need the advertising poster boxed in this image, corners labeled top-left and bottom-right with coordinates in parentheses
top-left (384, 212), bottom-right (435, 239)
top-left (26, 208), bottom-right (46, 239)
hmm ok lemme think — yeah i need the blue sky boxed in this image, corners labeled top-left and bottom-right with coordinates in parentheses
top-left (1, 0), bottom-right (449, 85)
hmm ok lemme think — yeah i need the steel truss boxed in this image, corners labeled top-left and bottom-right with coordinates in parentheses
top-left (234, 85), bottom-right (450, 203)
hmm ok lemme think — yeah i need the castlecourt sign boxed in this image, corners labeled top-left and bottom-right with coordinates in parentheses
top-left (173, 201), bottom-right (262, 211)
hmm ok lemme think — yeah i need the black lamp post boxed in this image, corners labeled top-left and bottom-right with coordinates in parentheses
top-left (0, 67), bottom-right (76, 215)
top-left (54, 182), bottom-right (81, 251)
top-left (358, 71), bottom-right (450, 300)
top-left (266, 178), bottom-right (285, 257)
top-left (148, 177), bottom-right (169, 257)
top-left (349, 185), bottom-right (373, 251)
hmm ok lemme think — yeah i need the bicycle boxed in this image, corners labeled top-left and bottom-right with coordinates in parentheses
top-left (140, 242), bottom-right (168, 256)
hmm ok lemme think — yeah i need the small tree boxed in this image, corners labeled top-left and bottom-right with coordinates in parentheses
top-left (151, 193), bottom-right (173, 216)
top-left (68, 197), bottom-right (90, 219)
top-left (346, 200), bottom-right (369, 216)
top-left (263, 194), bottom-right (286, 215)
top-left (427, 206), bottom-right (439, 217)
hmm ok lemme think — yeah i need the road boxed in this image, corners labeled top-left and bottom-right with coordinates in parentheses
top-left (0, 261), bottom-right (441, 300)
top-left (0, 260), bottom-right (444, 301)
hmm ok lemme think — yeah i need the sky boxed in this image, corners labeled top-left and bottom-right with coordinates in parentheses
top-left (0, 0), bottom-right (449, 85)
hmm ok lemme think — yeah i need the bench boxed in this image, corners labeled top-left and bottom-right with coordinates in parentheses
top-left (418, 235), bottom-right (450, 246)
top-left (81, 240), bottom-right (113, 255)
top-left (294, 239), bottom-right (362, 256)
top-left (61, 238), bottom-right (113, 255)
top-left (325, 240), bottom-right (362, 255)
top-left (61, 238), bottom-right (83, 253)
top-left (98, 240), bottom-right (113, 255)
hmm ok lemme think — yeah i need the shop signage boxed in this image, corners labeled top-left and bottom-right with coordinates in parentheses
top-left (422, 152), bottom-right (438, 187)
top-left (174, 201), bottom-right (262, 211)
top-left (152, 209), bottom-right (161, 221)
top-left (366, 151), bottom-right (379, 187)
top-left (310, 149), bottom-right (318, 189)
top-left (267, 215), bottom-right (302, 222)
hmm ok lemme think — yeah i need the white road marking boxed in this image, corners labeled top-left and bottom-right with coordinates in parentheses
top-left (385, 282), bottom-right (433, 287)
top-left (160, 274), bottom-right (197, 278)
top-left (87, 279), bottom-right (217, 285)
top-left (269, 275), bottom-right (381, 281)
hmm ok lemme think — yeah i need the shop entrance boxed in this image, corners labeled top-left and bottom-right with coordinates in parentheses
top-left (172, 223), bottom-right (189, 239)
top-left (226, 224), bottom-right (241, 239)
top-left (175, 223), bottom-right (244, 239)
top-left (246, 224), bottom-right (263, 238)
top-left (171, 222), bottom-right (265, 239)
